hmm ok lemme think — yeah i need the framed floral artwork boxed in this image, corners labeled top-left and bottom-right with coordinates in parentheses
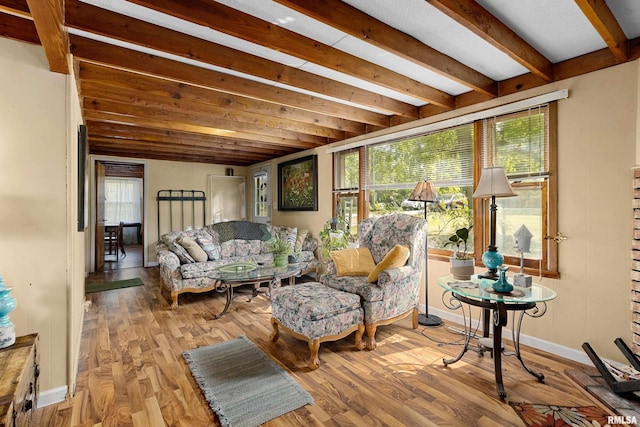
top-left (277, 155), bottom-right (318, 211)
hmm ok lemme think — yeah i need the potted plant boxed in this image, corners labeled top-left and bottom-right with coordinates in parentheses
top-left (267, 237), bottom-right (293, 267)
top-left (445, 226), bottom-right (475, 280)
top-left (319, 217), bottom-right (349, 260)
top-left (288, 249), bottom-right (301, 264)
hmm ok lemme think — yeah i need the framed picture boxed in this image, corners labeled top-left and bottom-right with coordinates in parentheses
top-left (77, 124), bottom-right (89, 231)
top-left (278, 155), bottom-right (318, 211)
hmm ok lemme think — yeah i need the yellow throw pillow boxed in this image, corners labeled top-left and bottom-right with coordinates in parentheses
top-left (177, 236), bottom-right (208, 262)
top-left (330, 247), bottom-right (376, 277)
top-left (367, 245), bottom-right (411, 283)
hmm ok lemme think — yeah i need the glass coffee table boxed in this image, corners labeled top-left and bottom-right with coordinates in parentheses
top-left (208, 262), bottom-right (302, 318)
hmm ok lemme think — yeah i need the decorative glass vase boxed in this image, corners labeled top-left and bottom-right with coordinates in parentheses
top-left (492, 266), bottom-right (513, 293)
top-left (0, 274), bottom-right (17, 349)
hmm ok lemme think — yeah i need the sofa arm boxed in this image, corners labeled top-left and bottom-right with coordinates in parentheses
top-left (156, 243), bottom-right (183, 291)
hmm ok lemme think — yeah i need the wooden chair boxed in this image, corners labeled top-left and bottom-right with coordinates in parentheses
top-left (105, 222), bottom-right (126, 261)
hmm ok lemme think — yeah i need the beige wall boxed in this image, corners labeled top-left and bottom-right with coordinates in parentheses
top-left (0, 37), bottom-right (85, 398)
top-left (144, 160), bottom-right (246, 263)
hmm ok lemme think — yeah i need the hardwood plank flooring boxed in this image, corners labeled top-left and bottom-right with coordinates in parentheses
top-left (34, 266), bottom-right (606, 426)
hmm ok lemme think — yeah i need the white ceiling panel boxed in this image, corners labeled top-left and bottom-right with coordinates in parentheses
top-left (608, 0), bottom-right (640, 39)
top-left (477, 0), bottom-right (607, 63)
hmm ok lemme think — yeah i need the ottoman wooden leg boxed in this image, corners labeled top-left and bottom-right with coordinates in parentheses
top-left (308, 339), bottom-right (320, 370)
top-left (270, 317), bottom-right (280, 343)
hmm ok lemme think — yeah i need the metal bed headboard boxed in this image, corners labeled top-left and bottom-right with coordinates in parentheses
top-left (157, 190), bottom-right (206, 238)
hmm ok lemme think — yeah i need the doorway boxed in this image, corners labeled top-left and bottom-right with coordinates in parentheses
top-left (94, 160), bottom-right (145, 272)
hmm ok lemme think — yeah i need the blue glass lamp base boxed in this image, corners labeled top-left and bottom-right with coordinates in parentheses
top-left (479, 250), bottom-right (504, 280)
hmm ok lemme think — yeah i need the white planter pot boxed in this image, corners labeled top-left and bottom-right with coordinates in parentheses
top-left (450, 257), bottom-right (475, 280)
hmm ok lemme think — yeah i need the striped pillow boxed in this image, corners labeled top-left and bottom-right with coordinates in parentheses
top-left (197, 234), bottom-right (221, 260)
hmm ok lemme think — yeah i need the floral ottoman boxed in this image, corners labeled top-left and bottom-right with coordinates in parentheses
top-left (270, 282), bottom-right (365, 369)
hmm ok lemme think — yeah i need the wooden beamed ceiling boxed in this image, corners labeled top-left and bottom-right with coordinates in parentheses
top-left (1, 0), bottom-right (640, 165)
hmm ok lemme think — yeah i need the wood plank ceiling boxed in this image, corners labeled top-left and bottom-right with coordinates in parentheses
top-left (1, 0), bottom-right (639, 166)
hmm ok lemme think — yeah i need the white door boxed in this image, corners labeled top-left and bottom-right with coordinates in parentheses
top-left (252, 167), bottom-right (270, 224)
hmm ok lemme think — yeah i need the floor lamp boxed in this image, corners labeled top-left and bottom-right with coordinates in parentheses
top-left (472, 167), bottom-right (516, 279)
top-left (408, 180), bottom-right (443, 327)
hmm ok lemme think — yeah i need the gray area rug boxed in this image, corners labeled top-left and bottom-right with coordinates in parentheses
top-left (183, 336), bottom-right (314, 427)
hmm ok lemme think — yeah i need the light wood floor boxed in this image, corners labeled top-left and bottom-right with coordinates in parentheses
top-left (33, 266), bottom-right (605, 426)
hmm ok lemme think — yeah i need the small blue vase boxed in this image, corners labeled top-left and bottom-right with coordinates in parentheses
top-left (0, 274), bottom-right (16, 348)
top-left (492, 267), bottom-right (513, 293)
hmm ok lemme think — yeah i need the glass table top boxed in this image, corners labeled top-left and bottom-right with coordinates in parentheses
top-left (208, 262), bottom-right (302, 283)
top-left (437, 274), bottom-right (556, 303)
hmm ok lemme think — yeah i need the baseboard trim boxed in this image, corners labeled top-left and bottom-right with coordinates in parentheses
top-left (427, 306), bottom-right (592, 366)
top-left (37, 386), bottom-right (68, 408)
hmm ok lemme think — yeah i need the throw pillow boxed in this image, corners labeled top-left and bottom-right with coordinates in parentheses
top-left (367, 245), bottom-right (411, 283)
top-left (167, 241), bottom-right (196, 264)
top-left (294, 228), bottom-right (308, 253)
top-left (330, 247), bottom-right (376, 277)
top-left (177, 236), bottom-right (208, 262)
top-left (272, 226), bottom-right (297, 252)
top-left (197, 234), bottom-right (221, 260)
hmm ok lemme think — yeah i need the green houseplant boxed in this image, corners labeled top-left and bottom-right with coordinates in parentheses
top-left (267, 237), bottom-right (293, 267)
top-left (319, 217), bottom-right (349, 261)
top-left (445, 226), bottom-right (475, 280)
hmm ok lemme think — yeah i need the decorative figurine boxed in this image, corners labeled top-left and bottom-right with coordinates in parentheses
top-left (513, 224), bottom-right (533, 287)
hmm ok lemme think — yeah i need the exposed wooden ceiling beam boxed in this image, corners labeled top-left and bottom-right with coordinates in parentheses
top-left (25, 0), bottom-right (68, 73)
top-left (0, 0), bottom-right (30, 18)
top-left (82, 97), bottom-right (335, 145)
top-left (82, 108), bottom-right (323, 150)
top-left (129, 0), bottom-right (455, 109)
top-left (70, 35), bottom-right (391, 128)
top-left (90, 137), bottom-right (275, 162)
top-left (0, 11), bottom-right (39, 44)
top-left (574, 0), bottom-right (628, 63)
top-left (80, 82), bottom-right (348, 140)
top-left (76, 62), bottom-right (368, 135)
top-left (89, 144), bottom-right (251, 165)
top-left (65, 0), bottom-right (417, 119)
top-left (86, 121), bottom-right (294, 158)
top-left (274, 0), bottom-right (497, 98)
top-left (427, 0), bottom-right (554, 82)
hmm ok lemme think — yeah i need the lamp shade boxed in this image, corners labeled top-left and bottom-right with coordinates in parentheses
top-left (408, 180), bottom-right (437, 202)
top-left (473, 167), bottom-right (516, 198)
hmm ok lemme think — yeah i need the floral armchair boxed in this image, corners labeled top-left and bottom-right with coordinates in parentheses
top-left (319, 213), bottom-right (427, 349)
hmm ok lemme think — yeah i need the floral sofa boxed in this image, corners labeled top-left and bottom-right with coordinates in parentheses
top-left (156, 220), bottom-right (318, 308)
top-left (319, 214), bottom-right (427, 349)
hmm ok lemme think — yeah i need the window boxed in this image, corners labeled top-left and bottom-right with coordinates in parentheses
top-left (333, 102), bottom-right (558, 276)
top-left (363, 124), bottom-right (475, 252)
top-left (476, 104), bottom-right (556, 275)
top-left (104, 177), bottom-right (142, 223)
top-left (334, 150), bottom-right (360, 237)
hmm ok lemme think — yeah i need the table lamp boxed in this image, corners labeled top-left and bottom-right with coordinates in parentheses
top-left (472, 167), bottom-right (516, 280)
top-left (408, 180), bottom-right (442, 326)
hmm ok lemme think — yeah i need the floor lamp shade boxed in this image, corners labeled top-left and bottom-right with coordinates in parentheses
top-left (409, 180), bottom-right (442, 327)
top-left (473, 167), bottom-right (516, 279)
top-left (408, 180), bottom-right (437, 204)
